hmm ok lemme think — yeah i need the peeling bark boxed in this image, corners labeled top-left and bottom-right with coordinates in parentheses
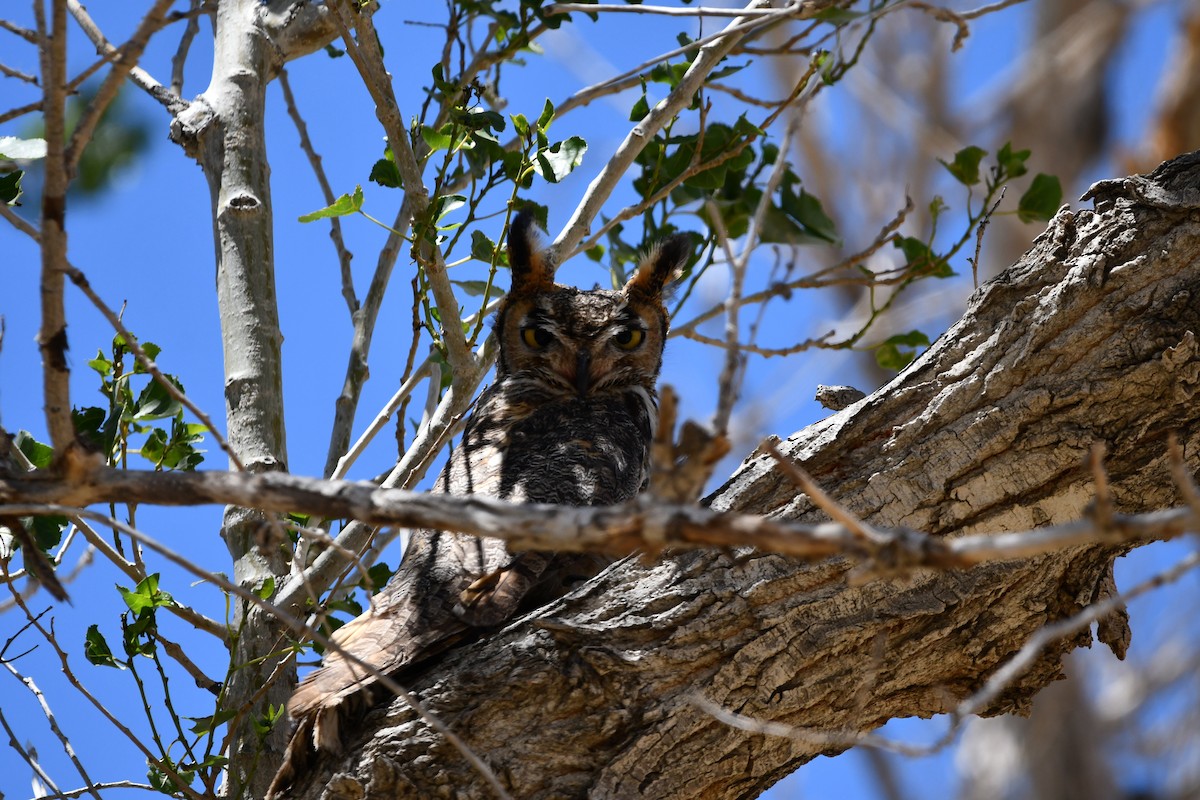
top-left (284, 154), bottom-right (1200, 800)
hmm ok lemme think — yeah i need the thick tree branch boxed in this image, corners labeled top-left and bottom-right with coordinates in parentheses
top-left (3, 469), bottom-right (1192, 569)
top-left (271, 154), bottom-right (1200, 799)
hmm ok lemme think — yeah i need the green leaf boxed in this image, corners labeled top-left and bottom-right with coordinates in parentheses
top-left (118, 573), bottom-right (175, 616)
top-left (15, 430), bottom-right (54, 469)
top-left (893, 236), bottom-right (954, 278)
top-left (939, 145), bottom-right (987, 186)
top-left (533, 136), bottom-right (587, 183)
top-left (130, 376), bottom-right (184, 421)
top-left (875, 343), bottom-right (911, 371)
top-left (364, 562), bottom-right (394, 591)
top-left (369, 158), bottom-right (402, 188)
top-left (73, 407), bottom-right (111, 456)
top-left (628, 93), bottom-right (649, 122)
top-left (420, 124), bottom-right (453, 153)
top-left (928, 195), bottom-right (948, 222)
top-left (138, 341), bottom-right (162, 365)
top-left (452, 107), bottom-right (505, 133)
top-left (709, 62), bottom-right (749, 81)
top-left (253, 703), bottom-right (285, 738)
top-left (536, 98), bottom-right (555, 131)
top-left (432, 194), bottom-right (466, 228)
top-left (452, 280), bottom-right (502, 297)
top-left (875, 330), bottom-right (931, 371)
top-left (814, 7), bottom-right (863, 23)
top-left (84, 625), bottom-right (123, 669)
top-left (187, 707), bottom-right (237, 736)
top-left (0, 170), bottom-right (23, 205)
top-left (782, 187), bottom-right (839, 244)
top-left (29, 515), bottom-right (67, 551)
top-left (256, 576), bottom-right (275, 601)
top-left (470, 230), bottom-right (498, 262)
top-left (1017, 173), bottom-right (1063, 223)
top-left (649, 61), bottom-right (688, 89)
top-left (883, 330), bottom-right (931, 348)
top-left (996, 142), bottom-right (1030, 180)
top-left (0, 136), bottom-right (47, 160)
top-left (511, 113), bottom-right (529, 137)
top-left (298, 186), bottom-right (364, 222)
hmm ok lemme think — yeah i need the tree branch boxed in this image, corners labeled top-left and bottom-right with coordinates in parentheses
top-left (271, 152), bottom-right (1200, 799)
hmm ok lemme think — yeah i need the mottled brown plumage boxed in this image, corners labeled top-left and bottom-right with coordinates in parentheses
top-left (269, 211), bottom-right (690, 796)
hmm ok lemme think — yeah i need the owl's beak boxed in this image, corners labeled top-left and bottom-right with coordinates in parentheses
top-left (575, 350), bottom-right (592, 395)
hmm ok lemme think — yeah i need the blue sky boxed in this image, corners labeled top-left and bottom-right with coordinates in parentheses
top-left (1, 2), bottom-right (1195, 799)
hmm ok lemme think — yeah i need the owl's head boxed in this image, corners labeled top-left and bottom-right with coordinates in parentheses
top-left (493, 210), bottom-right (691, 397)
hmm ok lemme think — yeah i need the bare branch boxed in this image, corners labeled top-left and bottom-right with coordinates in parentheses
top-left (2, 587), bottom-right (206, 800)
top-left (169, 0), bottom-right (203, 96)
top-left (1, 660), bottom-right (102, 800)
top-left (59, 261), bottom-right (245, 471)
top-left (328, 0), bottom-right (472, 372)
top-left (552, 0), bottom-right (786, 259)
top-left (36, 0), bottom-right (75, 456)
top-left (547, 2), bottom-right (800, 18)
top-left (1, 469), bottom-right (1195, 568)
top-left (279, 67), bottom-right (357, 316)
top-left (65, 0), bottom-right (187, 115)
top-left (65, 0), bottom-right (176, 173)
top-left (0, 706), bottom-right (67, 800)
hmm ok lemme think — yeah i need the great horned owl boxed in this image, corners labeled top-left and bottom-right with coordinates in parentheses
top-left (270, 211), bottom-right (690, 792)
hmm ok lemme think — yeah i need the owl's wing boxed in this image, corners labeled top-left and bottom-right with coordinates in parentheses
top-left (450, 391), bottom-right (652, 625)
top-left (271, 389), bottom-right (652, 799)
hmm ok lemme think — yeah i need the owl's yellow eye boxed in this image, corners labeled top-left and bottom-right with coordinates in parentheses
top-left (613, 327), bottom-right (644, 350)
top-left (522, 326), bottom-right (554, 349)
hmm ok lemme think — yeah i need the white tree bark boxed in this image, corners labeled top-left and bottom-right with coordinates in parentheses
top-left (167, 2), bottom-right (336, 796)
top-left (281, 154), bottom-right (1200, 799)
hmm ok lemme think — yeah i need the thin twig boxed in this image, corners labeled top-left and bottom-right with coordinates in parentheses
top-left (37, 0), bottom-right (75, 455)
top-left (552, 0), bottom-right (781, 259)
top-left (1088, 441), bottom-right (1113, 530)
top-left (3, 585), bottom-right (208, 800)
top-left (65, 0), bottom-right (176, 173)
top-left (679, 329), bottom-right (835, 357)
top-left (169, 0), bottom-right (203, 96)
top-left (671, 198), bottom-right (913, 337)
top-left (1167, 431), bottom-right (1200, 517)
top-left (279, 67), bottom-right (357, 316)
top-left (0, 707), bottom-right (68, 799)
top-left (954, 549), bottom-right (1200, 720)
top-left (61, 261), bottom-right (245, 471)
top-left (1, 660), bottom-right (103, 800)
top-left (765, 442), bottom-right (874, 540)
top-left (0, 99), bottom-right (43, 125)
top-left (7, 507), bottom-right (512, 800)
top-left (65, 0), bottom-right (187, 115)
top-left (329, 0), bottom-right (472, 371)
top-left (547, 1), bottom-right (801, 17)
top-left (0, 61), bottom-right (38, 84)
top-left (333, 361), bottom-right (432, 480)
top-left (322, 196), bottom-right (413, 479)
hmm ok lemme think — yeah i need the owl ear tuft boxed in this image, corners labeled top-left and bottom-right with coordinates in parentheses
top-left (623, 234), bottom-right (692, 300)
top-left (508, 209), bottom-right (555, 294)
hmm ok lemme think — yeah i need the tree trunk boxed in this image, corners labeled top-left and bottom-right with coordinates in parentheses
top-left (283, 152), bottom-right (1200, 799)
top-left (169, 2), bottom-right (335, 796)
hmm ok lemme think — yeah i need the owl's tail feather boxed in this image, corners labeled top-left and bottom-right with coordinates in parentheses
top-left (268, 596), bottom-right (469, 798)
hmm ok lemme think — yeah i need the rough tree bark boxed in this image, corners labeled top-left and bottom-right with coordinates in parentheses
top-left (285, 154), bottom-right (1200, 800)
